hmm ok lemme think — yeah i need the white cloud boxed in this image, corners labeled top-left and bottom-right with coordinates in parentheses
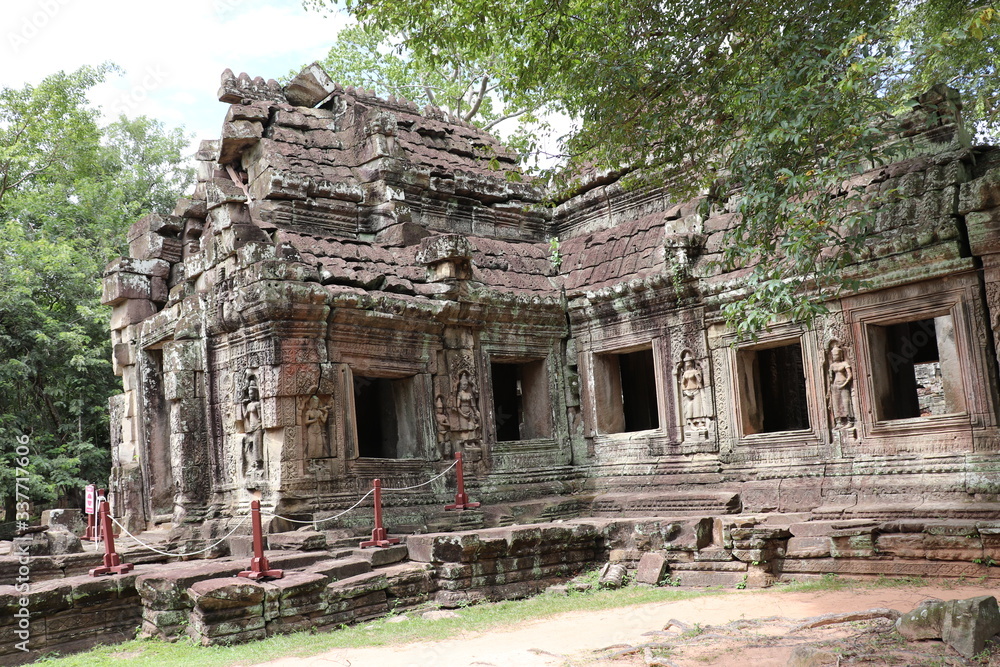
top-left (0, 0), bottom-right (348, 157)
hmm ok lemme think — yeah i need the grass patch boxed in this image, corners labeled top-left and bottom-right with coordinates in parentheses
top-left (771, 573), bottom-right (929, 593)
top-left (34, 583), bottom-right (716, 667)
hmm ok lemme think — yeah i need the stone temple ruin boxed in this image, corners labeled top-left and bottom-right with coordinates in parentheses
top-left (103, 67), bottom-right (1000, 535)
top-left (7, 66), bottom-right (1000, 662)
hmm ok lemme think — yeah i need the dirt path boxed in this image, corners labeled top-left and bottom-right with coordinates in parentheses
top-left (251, 583), bottom-right (998, 667)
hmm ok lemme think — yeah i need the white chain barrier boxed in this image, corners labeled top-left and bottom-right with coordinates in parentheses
top-left (102, 458), bottom-right (464, 554)
top-left (262, 488), bottom-right (375, 530)
top-left (383, 458), bottom-right (458, 491)
top-left (109, 514), bottom-right (249, 558)
top-left (261, 458), bottom-right (460, 527)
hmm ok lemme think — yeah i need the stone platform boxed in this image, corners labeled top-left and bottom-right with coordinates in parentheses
top-left (4, 513), bottom-right (1000, 664)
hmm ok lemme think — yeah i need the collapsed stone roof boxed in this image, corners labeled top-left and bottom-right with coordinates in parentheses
top-left (169, 64), bottom-right (566, 302)
top-left (146, 66), bottom-right (978, 324)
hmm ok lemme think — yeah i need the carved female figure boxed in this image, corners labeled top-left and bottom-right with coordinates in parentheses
top-left (435, 395), bottom-right (450, 440)
top-left (679, 350), bottom-right (707, 426)
top-left (828, 342), bottom-right (855, 425)
top-left (303, 394), bottom-right (330, 458)
top-left (454, 371), bottom-right (480, 433)
top-left (435, 394), bottom-right (452, 457)
top-left (243, 376), bottom-right (263, 470)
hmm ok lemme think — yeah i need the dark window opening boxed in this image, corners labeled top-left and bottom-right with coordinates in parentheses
top-left (869, 315), bottom-right (961, 420)
top-left (738, 342), bottom-right (810, 435)
top-left (353, 375), bottom-right (419, 458)
top-left (490, 360), bottom-right (552, 441)
top-left (621, 349), bottom-right (659, 431)
top-left (594, 347), bottom-right (660, 434)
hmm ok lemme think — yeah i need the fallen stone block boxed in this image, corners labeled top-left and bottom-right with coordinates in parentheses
top-left (941, 595), bottom-right (1000, 658)
top-left (635, 553), bottom-right (668, 585)
top-left (896, 598), bottom-right (946, 640)
top-left (598, 562), bottom-right (627, 589)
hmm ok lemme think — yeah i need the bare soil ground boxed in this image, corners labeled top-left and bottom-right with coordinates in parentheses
top-left (253, 583), bottom-right (1000, 667)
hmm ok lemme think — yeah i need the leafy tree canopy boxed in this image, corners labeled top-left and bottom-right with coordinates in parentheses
top-left (0, 65), bottom-right (193, 519)
top-left (306, 0), bottom-right (1000, 331)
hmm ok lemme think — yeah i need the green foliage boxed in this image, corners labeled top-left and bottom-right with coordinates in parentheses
top-left (309, 0), bottom-right (1000, 330)
top-left (682, 622), bottom-right (706, 638)
top-left (775, 573), bottom-right (930, 593)
top-left (0, 66), bottom-right (192, 513)
top-left (547, 236), bottom-right (562, 269)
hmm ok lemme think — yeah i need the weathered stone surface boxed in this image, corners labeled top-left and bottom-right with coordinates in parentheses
top-left (785, 536), bottom-right (831, 558)
top-left (44, 527), bottom-right (83, 555)
top-left (353, 543), bottom-right (408, 567)
top-left (284, 62), bottom-right (339, 107)
top-left (635, 553), bottom-right (668, 585)
top-left (941, 595), bottom-right (1000, 658)
top-left (896, 598), bottom-right (947, 640)
top-left (598, 562), bottom-right (627, 588)
top-left (39, 509), bottom-right (85, 535)
top-left (189, 579), bottom-right (266, 611)
top-left (305, 557), bottom-right (372, 581)
top-left (267, 531), bottom-right (327, 551)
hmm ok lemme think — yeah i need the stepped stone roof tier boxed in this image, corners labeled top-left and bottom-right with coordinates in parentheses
top-left (103, 66), bottom-right (1000, 548)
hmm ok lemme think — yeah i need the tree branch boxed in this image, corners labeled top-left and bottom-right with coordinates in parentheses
top-left (463, 75), bottom-right (491, 121)
top-left (482, 107), bottom-right (530, 130)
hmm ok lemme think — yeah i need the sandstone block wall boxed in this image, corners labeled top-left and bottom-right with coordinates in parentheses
top-left (98, 65), bottom-right (1000, 557)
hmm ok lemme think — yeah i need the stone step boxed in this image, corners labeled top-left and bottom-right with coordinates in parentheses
top-left (590, 491), bottom-right (740, 517)
top-left (812, 502), bottom-right (1000, 521)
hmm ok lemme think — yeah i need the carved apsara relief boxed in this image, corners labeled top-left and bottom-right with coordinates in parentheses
top-left (453, 370), bottom-right (481, 436)
top-left (435, 394), bottom-right (451, 455)
top-left (436, 351), bottom-right (487, 469)
top-left (302, 389), bottom-right (333, 459)
top-left (826, 339), bottom-right (857, 445)
top-left (228, 368), bottom-right (264, 488)
top-left (677, 349), bottom-right (713, 442)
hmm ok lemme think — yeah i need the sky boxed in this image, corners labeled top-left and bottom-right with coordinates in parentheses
top-left (2, 0), bottom-right (350, 154)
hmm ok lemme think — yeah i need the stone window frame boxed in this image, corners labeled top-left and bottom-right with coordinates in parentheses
top-left (349, 372), bottom-right (426, 459)
top-left (342, 364), bottom-right (437, 461)
top-left (485, 356), bottom-right (555, 444)
top-left (479, 336), bottom-right (561, 448)
top-left (327, 314), bottom-right (441, 464)
top-left (846, 280), bottom-right (990, 441)
top-left (582, 337), bottom-right (671, 440)
top-left (723, 323), bottom-right (827, 451)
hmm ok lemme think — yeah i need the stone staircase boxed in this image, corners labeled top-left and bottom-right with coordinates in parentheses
top-left (6, 510), bottom-right (1000, 664)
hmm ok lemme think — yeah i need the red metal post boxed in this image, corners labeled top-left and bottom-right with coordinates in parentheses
top-left (89, 495), bottom-right (133, 576)
top-left (238, 500), bottom-right (283, 580)
top-left (360, 479), bottom-right (400, 548)
top-left (83, 513), bottom-right (96, 542)
top-left (445, 452), bottom-right (480, 511)
top-left (95, 487), bottom-right (107, 541)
